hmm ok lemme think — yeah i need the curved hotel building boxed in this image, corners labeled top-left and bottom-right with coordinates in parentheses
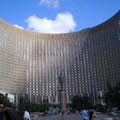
top-left (0, 11), bottom-right (120, 104)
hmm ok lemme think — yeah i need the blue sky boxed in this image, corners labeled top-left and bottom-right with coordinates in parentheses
top-left (0, 0), bottom-right (120, 33)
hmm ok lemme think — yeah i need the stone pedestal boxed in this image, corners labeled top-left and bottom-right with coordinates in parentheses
top-left (60, 90), bottom-right (67, 113)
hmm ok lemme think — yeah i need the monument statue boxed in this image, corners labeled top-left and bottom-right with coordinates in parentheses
top-left (59, 72), bottom-right (65, 90)
top-left (58, 71), bottom-right (67, 113)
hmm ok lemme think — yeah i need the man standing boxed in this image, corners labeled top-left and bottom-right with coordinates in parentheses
top-left (23, 109), bottom-right (31, 120)
top-left (82, 108), bottom-right (88, 120)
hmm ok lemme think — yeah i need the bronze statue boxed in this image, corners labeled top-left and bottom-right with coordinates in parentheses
top-left (59, 71), bottom-right (64, 90)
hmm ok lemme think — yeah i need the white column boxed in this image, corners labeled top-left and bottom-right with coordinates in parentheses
top-left (48, 96), bottom-right (51, 103)
top-left (55, 95), bottom-right (58, 104)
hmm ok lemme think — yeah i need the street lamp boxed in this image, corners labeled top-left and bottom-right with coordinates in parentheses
top-left (5, 93), bottom-right (8, 105)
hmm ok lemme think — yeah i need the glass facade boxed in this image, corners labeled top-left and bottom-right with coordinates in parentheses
top-left (0, 11), bottom-right (120, 104)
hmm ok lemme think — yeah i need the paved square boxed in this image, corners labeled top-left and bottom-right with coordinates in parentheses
top-left (36, 113), bottom-right (114, 120)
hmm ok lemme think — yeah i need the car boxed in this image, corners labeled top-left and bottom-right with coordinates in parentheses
top-left (0, 108), bottom-right (23, 120)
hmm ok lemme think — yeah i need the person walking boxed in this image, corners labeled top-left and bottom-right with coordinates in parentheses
top-left (89, 110), bottom-right (94, 120)
top-left (23, 109), bottom-right (31, 120)
top-left (89, 110), bottom-right (97, 120)
top-left (82, 108), bottom-right (88, 120)
top-left (62, 111), bottom-right (64, 116)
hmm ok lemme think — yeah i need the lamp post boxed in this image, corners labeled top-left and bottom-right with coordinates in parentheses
top-left (5, 93), bottom-right (8, 106)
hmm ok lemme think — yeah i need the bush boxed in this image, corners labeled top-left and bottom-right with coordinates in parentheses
top-left (18, 96), bottom-right (51, 113)
top-left (94, 104), bottom-right (107, 112)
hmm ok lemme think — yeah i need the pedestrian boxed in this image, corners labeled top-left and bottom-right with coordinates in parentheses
top-left (68, 110), bottom-right (70, 115)
top-left (89, 110), bottom-right (97, 120)
top-left (62, 111), bottom-right (64, 116)
top-left (48, 110), bottom-right (51, 116)
top-left (23, 108), bottom-right (31, 120)
top-left (89, 110), bottom-right (94, 120)
top-left (82, 108), bottom-right (88, 120)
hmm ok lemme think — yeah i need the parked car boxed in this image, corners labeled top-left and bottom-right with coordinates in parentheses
top-left (0, 108), bottom-right (23, 120)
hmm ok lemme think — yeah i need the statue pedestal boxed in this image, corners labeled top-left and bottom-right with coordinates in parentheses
top-left (60, 90), bottom-right (67, 113)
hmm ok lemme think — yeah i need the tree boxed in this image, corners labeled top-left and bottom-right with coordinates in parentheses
top-left (94, 104), bottom-right (106, 112)
top-left (18, 96), bottom-right (30, 113)
top-left (104, 82), bottom-right (120, 110)
top-left (18, 96), bottom-right (51, 113)
top-left (71, 95), bottom-right (93, 111)
top-left (0, 93), bottom-right (15, 108)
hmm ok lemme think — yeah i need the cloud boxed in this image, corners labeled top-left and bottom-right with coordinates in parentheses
top-left (39, 0), bottom-right (59, 8)
top-left (14, 24), bottom-right (24, 29)
top-left (25, 12), bottom-right (76, 33)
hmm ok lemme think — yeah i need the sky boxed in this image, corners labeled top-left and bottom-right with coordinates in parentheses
top-left (0, 0), bottom-right (120, 34)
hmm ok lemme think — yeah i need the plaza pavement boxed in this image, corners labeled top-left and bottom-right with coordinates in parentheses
top-left (33, 113), bottom-right (115, 120)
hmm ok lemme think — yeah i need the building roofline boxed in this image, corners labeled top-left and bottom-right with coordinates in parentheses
top-left (0, 10), bottom-right (119, 39)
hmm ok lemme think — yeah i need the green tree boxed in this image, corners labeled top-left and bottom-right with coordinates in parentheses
top-left (0, 93), bottom-right (15, 108)
top-left (71, 95), bottom-right (93, 111)
top-left (18, 96), bottom-right (31, 113)
top-left (94, 104), bottom-right (106, 112)
top-left (40, 102), bottom-right (51, 112)
top-left (18, 96), bottom-right (51, 113)
top-left (104, 82), bottom-right (120, 110)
